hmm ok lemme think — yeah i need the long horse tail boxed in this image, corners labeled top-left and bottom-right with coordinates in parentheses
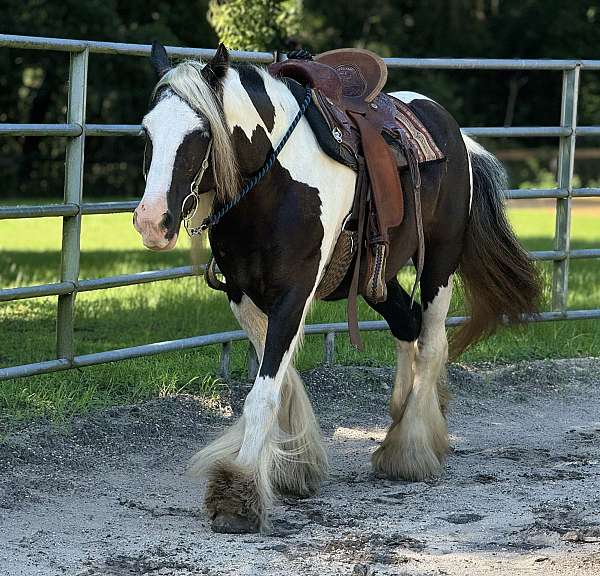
top-left (450, 135), bottom-right (543, 359)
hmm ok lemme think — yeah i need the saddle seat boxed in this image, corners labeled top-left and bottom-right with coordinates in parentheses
top-left (272, 48), bottom-right (387, 110)
top-left (269, 49), bottom-right (445, 348)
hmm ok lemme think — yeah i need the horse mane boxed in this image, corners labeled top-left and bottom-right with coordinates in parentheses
top-left (153, 60), bottom-right (239, 203)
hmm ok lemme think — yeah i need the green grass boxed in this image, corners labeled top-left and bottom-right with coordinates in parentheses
top-left (1, 205), bottom-right (599, 429)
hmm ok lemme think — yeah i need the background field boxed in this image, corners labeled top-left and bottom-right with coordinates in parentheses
top-left (1, 203), bottom-right (599, 430)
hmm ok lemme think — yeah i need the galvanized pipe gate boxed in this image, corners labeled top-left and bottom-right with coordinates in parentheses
top-left (1, 34), bottom-right (599, 381)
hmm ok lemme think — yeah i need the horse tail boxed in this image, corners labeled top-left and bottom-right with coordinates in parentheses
top-left (449, 135), bottom-right (542, 359)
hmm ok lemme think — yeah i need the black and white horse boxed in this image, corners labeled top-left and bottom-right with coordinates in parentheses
top-left (133, 42), bottom-right (540, 533)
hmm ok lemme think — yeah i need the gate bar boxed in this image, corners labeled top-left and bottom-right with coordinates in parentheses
top-left (2, 189), bottom-right (589, 221)
top-left (384, 57), bottom-right (578, 70)
top-left (5, 247), bottom-right (600, 304)
top-left (3, 123), bottom-right (581, 138)
top-left (0, 266), bottom-right (203, 302)
top-left (3, 309), bottom-right (600, 381)
top-left (0, 34), bottom-right (275, 62)
top-left (0, 123), bottom-right (82, 136)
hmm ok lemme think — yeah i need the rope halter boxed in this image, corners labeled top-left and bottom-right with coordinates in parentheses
top-left (181, 86), bottom-right (313, 237)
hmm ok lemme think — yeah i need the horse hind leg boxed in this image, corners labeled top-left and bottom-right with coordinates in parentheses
top-left (391, 275), bottom-right (452, 480)
top-left (370, 274), bottom-right (451, 480)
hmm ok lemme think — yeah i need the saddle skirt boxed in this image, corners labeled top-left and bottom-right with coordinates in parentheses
top-left (312, 89), bottom-right (444, 169)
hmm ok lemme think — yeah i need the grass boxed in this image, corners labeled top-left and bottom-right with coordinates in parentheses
top-left (1, 203), bottom-right (599, 430)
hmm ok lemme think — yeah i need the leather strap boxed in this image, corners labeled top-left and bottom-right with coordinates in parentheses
top-left (205, 256), bottom-right (227, 291)
top-left (347, 161), bottom-right (368, 351)
top-left (397, 130), bottom-right (425, 306)
top-left (348, 111), bottom-right (404, 242)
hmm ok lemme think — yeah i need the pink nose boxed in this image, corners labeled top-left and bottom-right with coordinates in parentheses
top-left (133, 201), bottom-right (175, 250)
top-left (133, 202), bottom-right (152, 232)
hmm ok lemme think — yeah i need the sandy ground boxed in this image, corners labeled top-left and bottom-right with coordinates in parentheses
top-left (1, 358), bottom-right (600, 576)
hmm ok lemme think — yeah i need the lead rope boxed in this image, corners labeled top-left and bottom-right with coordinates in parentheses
top-left (183, 86), bottom-right (313, 237)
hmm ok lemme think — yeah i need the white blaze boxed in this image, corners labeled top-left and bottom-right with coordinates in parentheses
top-left (135, 93), bottom-right (206, 249)
top-left (142, 94), bottom-right (206, 206)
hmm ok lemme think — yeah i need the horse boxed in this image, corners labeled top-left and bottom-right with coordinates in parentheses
top-left (133, 41), bottom-right (541, 534)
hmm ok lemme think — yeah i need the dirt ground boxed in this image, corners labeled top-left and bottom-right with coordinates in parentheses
top-left (1, 358), bottom-right (600, 576)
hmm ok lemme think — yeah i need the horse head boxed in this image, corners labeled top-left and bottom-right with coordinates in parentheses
top-left (133, 41), bottom-right (234, 250)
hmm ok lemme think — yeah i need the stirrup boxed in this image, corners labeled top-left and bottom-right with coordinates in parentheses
top-left (365, 243), bottom-right (388, 303)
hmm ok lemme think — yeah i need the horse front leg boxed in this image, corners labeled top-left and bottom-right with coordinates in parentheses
top-left (195, 288), bottom-right (315, 533)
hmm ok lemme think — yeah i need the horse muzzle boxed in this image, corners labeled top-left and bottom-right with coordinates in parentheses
top-left (133, 202), bottom-right (179, 251)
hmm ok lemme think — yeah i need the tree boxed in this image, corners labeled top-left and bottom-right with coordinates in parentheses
top-left (208, 0), bottom-right (301, 51)
top-left (0, 0), bottom-right (217, 200)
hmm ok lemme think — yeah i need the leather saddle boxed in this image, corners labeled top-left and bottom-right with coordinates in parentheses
top-left (269, 49), bottom-right (444, 348)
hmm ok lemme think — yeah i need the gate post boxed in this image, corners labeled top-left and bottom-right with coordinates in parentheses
top-left (56, 48), bottom-right (88, 360)
top-left (552, 65), bottom-right (579, 312)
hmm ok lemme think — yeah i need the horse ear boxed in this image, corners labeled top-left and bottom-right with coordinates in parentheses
top-left (202, 43), bottom-right (230, 85)
top-left (150, 40), bottom-right (171, 79)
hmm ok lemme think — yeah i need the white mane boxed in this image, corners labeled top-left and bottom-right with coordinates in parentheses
top-left (154, 60), bottom-right (239, 203)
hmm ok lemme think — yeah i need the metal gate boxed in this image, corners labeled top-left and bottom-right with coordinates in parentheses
top-left (1, 34), bottom-right (599, 381)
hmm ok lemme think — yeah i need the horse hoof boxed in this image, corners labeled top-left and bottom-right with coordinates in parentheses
top-left (211, 513), bottom-right (259, 534)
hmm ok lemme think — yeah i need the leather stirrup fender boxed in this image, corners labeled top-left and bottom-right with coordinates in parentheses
top-left (348, 111), bottom-right (404, 235)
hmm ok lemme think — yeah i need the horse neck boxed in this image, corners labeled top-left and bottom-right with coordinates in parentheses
top-left (221, 67), bottom-right (303, 171)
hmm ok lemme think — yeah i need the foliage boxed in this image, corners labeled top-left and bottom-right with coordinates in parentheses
top-left (2, 1), bottom-right (600, 200)
top-left (208, 0), bottom-right (301, 51)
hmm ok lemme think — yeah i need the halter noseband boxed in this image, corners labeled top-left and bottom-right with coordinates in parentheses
top-left (181, 139), bottom-right (213, 236)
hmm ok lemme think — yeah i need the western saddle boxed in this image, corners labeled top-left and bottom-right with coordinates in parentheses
top-left (269, 49), bottom-right (444, 348)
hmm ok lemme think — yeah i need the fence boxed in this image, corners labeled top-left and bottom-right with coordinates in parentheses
top-left (1, 33), bottom-right (599, 381)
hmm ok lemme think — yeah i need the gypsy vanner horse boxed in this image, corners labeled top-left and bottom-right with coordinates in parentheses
top-left (133, 42), bottom-right (540, 533)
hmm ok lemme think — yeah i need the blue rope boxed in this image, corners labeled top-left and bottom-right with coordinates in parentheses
top-left (190, 86), bottom-right (313, 235)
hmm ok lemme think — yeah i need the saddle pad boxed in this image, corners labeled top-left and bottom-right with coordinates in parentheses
top-left (286, 78), bottom-right (444, 172)
top-left (389, 97), bottom-right (445, 165)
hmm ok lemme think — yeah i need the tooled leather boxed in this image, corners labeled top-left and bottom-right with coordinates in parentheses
top-left (268, 60), bottom-right (342, 102)
top-left (314, 229), bottom-right (357, 300)
top-left (315, 48), bottom-right (388, 104)
top-left (336, 63), bottom-right (367, 98)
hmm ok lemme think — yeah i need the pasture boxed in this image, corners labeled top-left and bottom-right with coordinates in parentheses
top-left (1, 204), bottom-right (599, 430)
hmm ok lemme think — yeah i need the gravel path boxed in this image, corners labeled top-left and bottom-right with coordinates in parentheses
top-left (1, 358), bottom-right (599, 575)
